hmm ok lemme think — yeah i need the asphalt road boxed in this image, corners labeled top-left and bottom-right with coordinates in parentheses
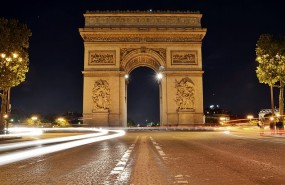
top-left (1, 128), bottom-right (285, 185)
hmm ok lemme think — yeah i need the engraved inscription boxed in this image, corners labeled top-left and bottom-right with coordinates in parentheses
top-left (171, 51), bottom-right (197, 65)
top-left (89, 50), bottom-right (116, 65)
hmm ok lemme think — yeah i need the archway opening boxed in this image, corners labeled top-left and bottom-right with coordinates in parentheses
top-left (127, 67), bottom-right (160, 127)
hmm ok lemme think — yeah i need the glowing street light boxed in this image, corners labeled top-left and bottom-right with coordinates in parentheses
top-left (156, 72), bottom-right (163, 80)
top-left (57, 117), bottom-right (65, 122)
top-left (247, 115), bottom-right (254, 120)
top-left (3, 114), bottom-right (8, 119)
top-left (124, 74), bottom-right (129, 79)
top-left (31, 116), bottom-right (38, 121)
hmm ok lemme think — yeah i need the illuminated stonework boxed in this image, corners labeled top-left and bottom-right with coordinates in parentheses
top-left (92, 79), bottom-right (111, 111)
top-left (175, 77), bottom-right (195, 110)
top-left (80, 11), bottom-right (207, 126)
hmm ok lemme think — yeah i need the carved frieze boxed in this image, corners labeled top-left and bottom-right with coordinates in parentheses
top-left (85, 16), bottom-right (201, 28)
top-left (92, 79), bottom-right (111, 112)
top-left (175, 77), bottom-right (195, 110)
top-left (82, 34), bottom-right (204, 42)
top-left (171, 51), bottom-right (197, 65)
top-left (88, 50), bottom-right (116, 65)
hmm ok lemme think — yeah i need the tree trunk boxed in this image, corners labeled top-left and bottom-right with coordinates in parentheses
top-left (270, 85), bottom-right (275, 117)
top-left (0, 89), bottom-right (7, 132)
top-left (279, 82), bottom-right (284, 120)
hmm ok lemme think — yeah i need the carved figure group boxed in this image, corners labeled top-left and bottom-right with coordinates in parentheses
top-left (175, 77), bottom-right (195, 110)
top-left (92, 79), bottom-right (111, 111)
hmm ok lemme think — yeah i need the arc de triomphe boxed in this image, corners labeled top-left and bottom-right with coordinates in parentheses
top-left (79, 11), bottom-right (207, 127)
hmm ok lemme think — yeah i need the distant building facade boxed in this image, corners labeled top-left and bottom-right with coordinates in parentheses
top-left (258, 108), bottom-right (279, 119)
top-left (204, 105), bottom-right (230, 125)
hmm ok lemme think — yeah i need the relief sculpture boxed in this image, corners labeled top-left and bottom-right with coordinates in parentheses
top-left (92, 79), bottom-right (111, 111)
top-left (89, 50), bottom-right (115, 65)
top-left (175, 77), bottom-right (195, 110)
top-left (171, 51), bottom-right (197, 65)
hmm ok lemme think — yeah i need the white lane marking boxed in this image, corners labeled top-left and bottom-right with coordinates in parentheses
top-left (150, 137), bottom-right (189, 184)
top-left (174, 174), bottom-right (189, 184)
top-left (150, 136), bottom-right (167, 160)
top-left (104, 136), bottom-right (139, 184)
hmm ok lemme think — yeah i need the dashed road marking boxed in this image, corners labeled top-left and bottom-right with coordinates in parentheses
top-left (149, 137), bottom-right (189, 184)
top-left (104, 136), bottom-right (139, 184)
top-left (174, 174), bottom-right (189, 184)
top-left (150, 136), bottom-right (168, 160)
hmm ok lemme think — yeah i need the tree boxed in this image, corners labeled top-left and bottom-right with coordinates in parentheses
top-left (54, 118), bottom-right (70, 127)
top-left (23, 117), bottom-right (42, 127)
top-left (256, 34), bottom-right (285, 118)
top-left (0, 18), bottom-right (32, 132)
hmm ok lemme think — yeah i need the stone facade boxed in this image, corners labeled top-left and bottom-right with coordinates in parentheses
top-left (79, 11), bottom-right (207, 127)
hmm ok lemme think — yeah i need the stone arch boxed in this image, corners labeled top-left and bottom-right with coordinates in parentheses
top-left (121, 48), bottom-right (165, 73)
top-left (123, 54), bottom-right (162, 73)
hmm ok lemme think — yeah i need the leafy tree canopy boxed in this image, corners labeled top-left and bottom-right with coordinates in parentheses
top-left (256, 34), bottom-right (285, 86)
top-left (0, 18), bottom-right (32, 90)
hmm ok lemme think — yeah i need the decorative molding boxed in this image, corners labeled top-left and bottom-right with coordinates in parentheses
top-left (175, 77), bottom-right (195, 110)
top-left (92, 79), bottom-right (111, 112)
top-left (171, 50), bottom-right (197, 65)
top-left (85, 10), bottom-right (200, 14)
top-left (120, 47), bottom-right (166, 63)
top-left (124, 55), bottom-right (160, 72)
top-left (81, 34), bottom-right (204, 42)
top-left (84, 15), bottom-right (201, 28)
top-left (120, 47), bottom-right (166, 72)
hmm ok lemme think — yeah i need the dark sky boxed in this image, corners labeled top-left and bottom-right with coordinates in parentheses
top-left (1, 0), bottom-right (285, 122)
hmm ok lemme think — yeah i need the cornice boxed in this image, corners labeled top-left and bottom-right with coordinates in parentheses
top-left (82, 70), bottom-right (125, 77)
top-left (85, 10), bottom-right (200, 14)
top-left (80, 32), bottom-right (206, 43)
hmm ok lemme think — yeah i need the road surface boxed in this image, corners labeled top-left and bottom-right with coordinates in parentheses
top-left (0, 128), bottom-right (285, 185)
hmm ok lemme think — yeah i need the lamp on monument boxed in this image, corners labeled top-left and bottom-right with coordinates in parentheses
top-left (156, 66), bottom-right (164, 81)
top-left (124, 74), bottom-right (129, 79)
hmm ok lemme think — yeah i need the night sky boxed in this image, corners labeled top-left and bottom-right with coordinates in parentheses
top-left (1, 1), bottom-right (285, 123)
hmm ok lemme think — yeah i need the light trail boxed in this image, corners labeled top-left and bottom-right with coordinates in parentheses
top-left (0, 128), bottom-right (108, 152)
top-left (0, 129), bottom-right (125, 166)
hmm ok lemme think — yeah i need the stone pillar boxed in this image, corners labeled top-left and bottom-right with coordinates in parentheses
top-left (178, 110), bottom-right (194, 126)
top-left (91, 110), bottom-right (109, 126)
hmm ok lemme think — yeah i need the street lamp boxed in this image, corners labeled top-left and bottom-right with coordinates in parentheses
top-left (247, 115), bottom-right (254, 120)
top-left (31, 116), bottom-right (38, 121)
top-left (156, 72), bottom-right (163, 80)
top-left (57, 117), bottom-right (65, 122)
